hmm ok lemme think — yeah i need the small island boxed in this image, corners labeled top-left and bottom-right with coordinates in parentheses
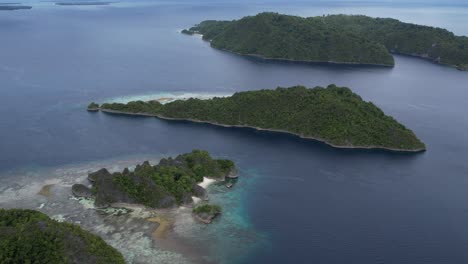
top-left (0, 4), bottom-right (32, 10)
top-left (0, 209), bottom-right (125, 263)
top-left (182, 12), bottom-right (468, 70)
top-left (192, 204), bottom-right (222, 224)
top-left (72, 150), bottom-right (235, 225)
top-left (55, 1), bottom-right (113, 6)
top-left (91, 85), bottom-right (426, 152)
top-left (87, 102), bottom-right (100, 111)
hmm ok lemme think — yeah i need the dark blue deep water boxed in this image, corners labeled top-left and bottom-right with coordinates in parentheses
top-left (1, 1), bottom-right (468, 263)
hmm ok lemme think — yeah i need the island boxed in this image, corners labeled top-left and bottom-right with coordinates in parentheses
top-left (87, 102), bottom-right (100, 111)
top-left (72, 150), bottom-right (235, 224)
top-left (0, 209), bottom-right (125, 263)
top-left (55, 1), bottom-right (113, 6)
top-left (182, 12), bottom-right (468, 70)
top-left (192, 204), bottom-right (222, 224)
top-left (0, 4), bottom-right (32, 10)
top-left (90, 85), bottom-right (426, 152)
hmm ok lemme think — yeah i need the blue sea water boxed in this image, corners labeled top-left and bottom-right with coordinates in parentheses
top-left (1, 1), bottom-right (468, 263)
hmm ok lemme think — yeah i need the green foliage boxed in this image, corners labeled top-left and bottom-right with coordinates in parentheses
top-left (110, 150), bottom-right (235, 206)
top-left (184, 12), bottom-right (468, 68)
top-left (100, 85), bottom-right (425, 151)
top-left (181, 29), bottom-right (193, 35)
top-left (101, 100), bottom-right (162, 114)
top-left (193, 204), bottom-right (221, 215)
top-left (0, 209), bottom-right (125, 264)
top-left (88, 102), bottom-right (99, 109)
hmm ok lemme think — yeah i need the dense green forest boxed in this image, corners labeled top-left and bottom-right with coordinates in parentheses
top-left (0, 209), bottom-right (125, 264)
top-left (87, 150), bottom-right (235, 208)
top-left (98, 85), bottom-right (426, 151)
top-left (184, 12), bottom-right (468, 70)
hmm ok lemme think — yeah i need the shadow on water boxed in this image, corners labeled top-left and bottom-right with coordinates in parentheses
top-left (103, 112), bottom-right (425, 162)
top-left (211, 47), bottom-right (396, 72)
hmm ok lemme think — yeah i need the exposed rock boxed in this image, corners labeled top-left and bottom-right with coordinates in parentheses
top-left (193, 204), bottom-right (221, 224)
top-left (93, 173), bottom-right (137, 208)
top-left (181, 193), bottom-right (194, 205)
top-left (225, 169), bottom-right (239, 179)
top-left (88, 168), bottom-right (110, 182)
top-left (191, 183), bottom-right (207, 198)
top-left (75, 151), bottom-right (235, 211)
top-left (157, 195), bottom-right (177, 208)
top-left (91, 171), bottom-right (177, 209)
top-left (193, 213), bottom-right (215, 224)
top-left (71, 184), bottom-right (94, 198)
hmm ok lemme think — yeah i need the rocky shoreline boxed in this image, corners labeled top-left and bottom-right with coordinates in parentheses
top-left (96, 108), bottom-right (426, 153)
top-left (71, 151), bottom-right (237, 224)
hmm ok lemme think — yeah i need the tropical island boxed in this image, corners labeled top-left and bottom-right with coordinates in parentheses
top-left (182, 12), bottom-right (468, 70)
top-left (72, 150), bottom-right (235, 222)
top-left (90, 85), bottom-right (426, 152)
top-left (0, 209), bottom-right (125, 264)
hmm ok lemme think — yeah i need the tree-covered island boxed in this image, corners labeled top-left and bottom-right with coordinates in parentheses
top-left (87, 102), bottom-right (100, 111)
top-left (91, 85), bottom-right (426, 152)
top-left (72, 150), bottom-right (236, 211)
top-left (192, 204), bottom-right (222, 224)
top-left (182, 12), bottom-right (468, 70)
top-left (0, 209), bottom-right (125, 264)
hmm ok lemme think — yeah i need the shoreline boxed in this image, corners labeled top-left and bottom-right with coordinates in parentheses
top-left (391, 51), bottom-right (468, 71)
top-left (99, 108), bottom-right (426, 153)
top-left (214, 46), bottom-right (395, 68)
top-left (187, 31), bottom-right (394, 68)
top-left (185, 32), bottom-right (467, 71)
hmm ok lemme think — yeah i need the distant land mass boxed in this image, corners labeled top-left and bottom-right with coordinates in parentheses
top-left (182, 12), bottom-right (468, 70)
top-left (0, 209), bottom-right (125, 263)
top-left (91, 85), bottom-right (426, 152)
top-left (0, 4), bottom-right (32, 10)
top-left (55, 1), bottom-right (113, 6)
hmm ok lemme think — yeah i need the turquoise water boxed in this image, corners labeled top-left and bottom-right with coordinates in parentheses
top-left (183, 168), bottom-right (271, 264)
top-left (0, 156), bottom-right (268, 263)
top-left (2, 1), bottom-right (468, 263)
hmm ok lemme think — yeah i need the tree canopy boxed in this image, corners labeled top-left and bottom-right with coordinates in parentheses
top-left (184, 12), bottom-right (468, 69)
top-left (0, 209), bottom-right (125, 264)
top-left (99, 85), bottom-right (426, 151)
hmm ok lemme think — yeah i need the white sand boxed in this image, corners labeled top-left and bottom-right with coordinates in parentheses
top-left (192, 196), bottom-right (201, 204)
top-left (198, 177), bottom-right (216, 189)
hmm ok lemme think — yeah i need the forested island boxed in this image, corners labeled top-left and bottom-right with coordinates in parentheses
top-left (91, 85), bottom-right (426, 152)
top-left (72, 150), bottom-right (234, 222)
top-left (0, 209), bottom-right (125, 264)
top-left (182, 12), bottom-right (468, 70)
